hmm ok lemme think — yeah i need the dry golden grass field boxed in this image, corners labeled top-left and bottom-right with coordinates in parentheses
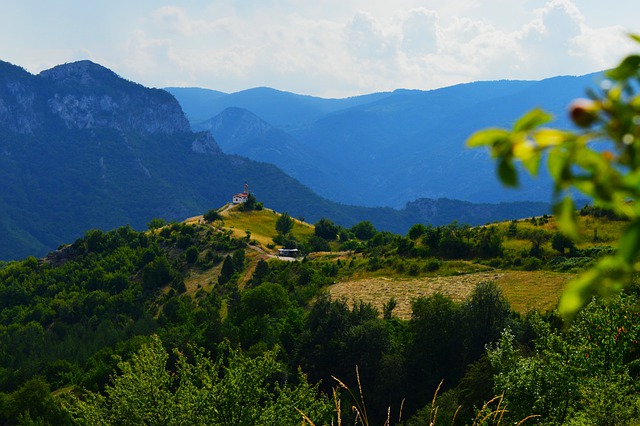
top-left (329, 270), bottom-right (574, 319)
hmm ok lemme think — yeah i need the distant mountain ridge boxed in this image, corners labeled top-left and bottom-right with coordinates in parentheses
top-left (194, 107), bottom-right (370, 204)
top-left (0, 59), bottom-right (553, 260)
top-left (168, 73), bottom-right (602, 207)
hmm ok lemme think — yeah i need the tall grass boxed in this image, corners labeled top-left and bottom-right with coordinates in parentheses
top-left (298, 368), bottom-right (540, 426)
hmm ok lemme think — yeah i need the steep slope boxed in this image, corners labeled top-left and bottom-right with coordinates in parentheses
top-left (0, 61), bottom-right (378, 260)
top-left (0, 59), bottom-right (556, 261)
top-left (194, 107), bottom-right (370, 204)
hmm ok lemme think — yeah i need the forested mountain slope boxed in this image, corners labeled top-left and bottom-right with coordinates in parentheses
top-left (173, 73), bottom-right (601, 206)
top-left (0, 59), bottom-right (556, 260)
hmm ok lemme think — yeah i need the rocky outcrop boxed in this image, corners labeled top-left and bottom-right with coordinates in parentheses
top-left (41, 61), bottom-right (191, 134)
top-left (0, 61), bottom-right (43, 134)
top-left (0, 60), bottom-right (190, 136)
top-left (191, 132), bottom-right (221, 155)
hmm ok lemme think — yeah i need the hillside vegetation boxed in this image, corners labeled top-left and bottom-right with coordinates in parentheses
top-left (1, 199), bottom-right (636, 425)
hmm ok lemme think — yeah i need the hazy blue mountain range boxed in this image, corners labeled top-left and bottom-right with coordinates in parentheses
top-left (166, 86), bottom-right (393, 130)
top-left (168, 73), bottom-right (602, 207)
top-left (0, 60), bottom-right (552, 260)
top-left (193, 107), bottom-right (371, 205)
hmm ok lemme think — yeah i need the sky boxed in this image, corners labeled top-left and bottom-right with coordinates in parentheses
top-left (1, 0), bottom-right (639, 98)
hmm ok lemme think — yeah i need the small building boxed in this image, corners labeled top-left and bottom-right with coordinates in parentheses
top-left (232, 183), bottom-right (250, 204)
top-left (278, 248), bottom-right (299, 258)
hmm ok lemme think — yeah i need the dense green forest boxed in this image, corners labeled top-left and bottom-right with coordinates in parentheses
top-left (0, 203), bottom-right (638, 425)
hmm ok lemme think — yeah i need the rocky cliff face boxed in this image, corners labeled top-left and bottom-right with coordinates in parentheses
top-left (0, 61), bottom-right (43, 134)
top-left (0, 60), bottom-right (191, 136)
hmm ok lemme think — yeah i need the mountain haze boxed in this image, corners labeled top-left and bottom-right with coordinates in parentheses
top-left (194, 107), bottom-right (370, 205)
top-left (171, 73), bottom-right (602, 207)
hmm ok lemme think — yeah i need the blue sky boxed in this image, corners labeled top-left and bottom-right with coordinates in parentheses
top-left (1, 0), bottom-right (638, 97)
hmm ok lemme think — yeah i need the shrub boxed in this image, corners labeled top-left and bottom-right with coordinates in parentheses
top-left (185, 246), bottom-right (198, 264)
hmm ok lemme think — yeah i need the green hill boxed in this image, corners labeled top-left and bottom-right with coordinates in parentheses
top-left (0, 203), bottom-right (631, 425)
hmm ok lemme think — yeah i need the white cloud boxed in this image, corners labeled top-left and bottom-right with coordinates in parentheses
top-left (153, 6), bottom-right (211, 36)
top-left (400, 8), bottom-right (440, 56)
top-left (1, 0), bottom-right (637, 96)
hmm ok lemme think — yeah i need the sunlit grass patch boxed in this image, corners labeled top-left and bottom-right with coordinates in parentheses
top-left (329, 270), bottom-right (573, 319)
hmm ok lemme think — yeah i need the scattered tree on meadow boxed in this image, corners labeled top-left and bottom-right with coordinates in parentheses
top-left (203, 209), bottom-right (222, 222)
top-left (275, 212), bottom-right (294, 236)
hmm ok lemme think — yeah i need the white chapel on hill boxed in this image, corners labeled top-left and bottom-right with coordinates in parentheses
top-left (232, 183), bottom-right (249, 204)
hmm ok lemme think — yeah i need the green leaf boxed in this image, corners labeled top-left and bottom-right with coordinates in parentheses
top-left (547, 148), bottom-right (569, 182)
top-left (521, 152), bottom-right (542, 176)
top-left (554, 197), bottom-right (578, 240)
top-left (466, 128), bottom-right (510, 148)
top-left (558, 268), bottom-right (600, 319)
top-left (618, 219), bottom-right (640, 264)
top-left (606, 54), bottom-right (640, 81)
top-left (513, 108), bottom-right (553, 132)
top-left (497, 159), bottom-right (518, 187)
top-left (533, 129), bottom-right (566, 147)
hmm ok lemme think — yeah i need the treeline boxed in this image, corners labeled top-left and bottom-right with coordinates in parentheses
top-left (0, 210), bottom-right (638, 424)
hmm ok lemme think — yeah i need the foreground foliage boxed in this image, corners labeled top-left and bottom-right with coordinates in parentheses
top-left (64, 335), bottom-right (332, 426)
top-left (468, 35), bottom-right (640, 317)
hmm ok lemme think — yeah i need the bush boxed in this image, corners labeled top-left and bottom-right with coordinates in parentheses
top-left (308, 235), bottom-right (330, 252)
top-left (185, 246), bottom-right (198, 264)
top-left (203, 209), bottom-right (222, 222)
top-left (423, 258), bottom-right (441, 272)
top-left (523, 257), bottom-right (542, 271)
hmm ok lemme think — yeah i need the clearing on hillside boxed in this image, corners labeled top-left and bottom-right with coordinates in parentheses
top-left (329, 270), bottom-right (572, 319)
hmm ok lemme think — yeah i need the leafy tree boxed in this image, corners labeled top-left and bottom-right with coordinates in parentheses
top-left (218, 255), bottom-right (236, 285)
top-left (141, 256), bottom-right (173, 290)
top-left (351, 220), bottom-right (377, 240)
top-left (406, 294), bottom-right (465, 410)
top-left (314, 218), bottom-right (339, 240)
top-left (408, 223), bottom-right (427, 240)
top-left (382, 297), bottom-right (397, 320)
top-left (203, 209), bottom-right (222, 222)
top-left (231, 282), bottom-right (298, 349)
top-left (250, 259), bottom-right (270, 287)
top-left (146, 218), bottom-right (166, 230)
top-left (488, 293), bottom-right (640, 424)
top-left (1, 376), bottom-right (69, 425)
top-left (275, 212), bottom-right (294, 236)
top-left (232, 249), bottom-right (245, 272)
top-left (551, 231), bottom-right (576, 255)
top-left (463, 281), bottom-right (512, 362)
top-left (64, 335), bottom-right (332, 425)
top-left (468, 36), bottom-right (640, 317)
top-left (243, 192), bottom-right (257, 210)
top-left (522, 227), bottom-right (550, 258)
top-left (307, 235), bottom-right (330, 252)
top-left (474, 225), bottom-right (503, 258)
top-left (185, 246), bottom-right (198, 264)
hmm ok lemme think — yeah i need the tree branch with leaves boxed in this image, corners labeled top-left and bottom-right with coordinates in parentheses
top-left (468, 34), bottom-right (640, 319)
